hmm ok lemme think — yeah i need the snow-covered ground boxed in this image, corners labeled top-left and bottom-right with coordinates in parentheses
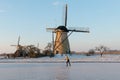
top-left (0, 54), bottom-right (120, 63)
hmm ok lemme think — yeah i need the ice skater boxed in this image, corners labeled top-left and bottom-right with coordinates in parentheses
top-left (65, 55), bottom-right (71, 66)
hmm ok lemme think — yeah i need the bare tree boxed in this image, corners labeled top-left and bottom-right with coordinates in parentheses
top-left (89, 49), bottom-right (95, 55)
top-left (45, 43), bottom-right (52, 51)
top-left (95, 45), bottom-right (109, 57)
top-left (44, 42), bottom-right (54, 57)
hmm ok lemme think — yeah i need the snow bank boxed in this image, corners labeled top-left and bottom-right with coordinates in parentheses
top-left (0, 54), bottom-right (120, 63)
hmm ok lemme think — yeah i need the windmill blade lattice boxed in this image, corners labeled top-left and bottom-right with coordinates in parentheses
top-left (68, 27), bottom-right (89, 33)
top-left (46, 28), bottom-right (56, 32)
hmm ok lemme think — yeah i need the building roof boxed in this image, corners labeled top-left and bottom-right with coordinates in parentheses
top-left (56, 26), bottom-right (68, 32)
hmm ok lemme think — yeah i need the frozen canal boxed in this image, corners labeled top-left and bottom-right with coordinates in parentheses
top-left (0, 63), bottom-right (120, 80)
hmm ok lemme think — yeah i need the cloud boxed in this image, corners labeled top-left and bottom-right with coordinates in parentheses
top-left (52, 1), bottom-right (60, 6)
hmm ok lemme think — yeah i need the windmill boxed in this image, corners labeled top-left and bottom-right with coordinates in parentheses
top-left (11, 36), bottom-right (26, 57)
top-left (47, 4), bottom-right (89, 55)
top-left (11, 36), bottom-right (21, 50)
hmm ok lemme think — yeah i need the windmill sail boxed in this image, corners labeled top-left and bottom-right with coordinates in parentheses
top-left (68, 27), bottom-right (89, 33)
top-left (18, 36), bottom-right (20, 46)
top-left (65, 4), bottom-right (67, 27)
top-left (46, 28), bottom-right (56, 32)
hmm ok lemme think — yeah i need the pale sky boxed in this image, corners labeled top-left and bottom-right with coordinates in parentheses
top-left (0, 0), bottom-right (120, 53)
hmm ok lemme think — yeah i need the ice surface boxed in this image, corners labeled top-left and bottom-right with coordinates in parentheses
top-left (0, 63), bottom-right (120, 80)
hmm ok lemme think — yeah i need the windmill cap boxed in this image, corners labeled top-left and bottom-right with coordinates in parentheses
top-left (56, 26), bottom-right (69, 32)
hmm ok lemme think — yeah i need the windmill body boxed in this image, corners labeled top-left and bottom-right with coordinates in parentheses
top-left (54, 26), bottom-right (70, 54)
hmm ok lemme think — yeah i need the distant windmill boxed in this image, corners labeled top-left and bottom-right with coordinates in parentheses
top-left (11, 36), bottom-right (21, 50)
top-left (47, 4), bottom-right (89, 54)
top-left (11, 36), bottom-right (25, 57)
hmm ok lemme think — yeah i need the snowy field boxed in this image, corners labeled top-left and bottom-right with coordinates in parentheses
top-left (0, 54), bottom-right (120, 63)
top-left (1, 63), bottom-right (120, 80)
